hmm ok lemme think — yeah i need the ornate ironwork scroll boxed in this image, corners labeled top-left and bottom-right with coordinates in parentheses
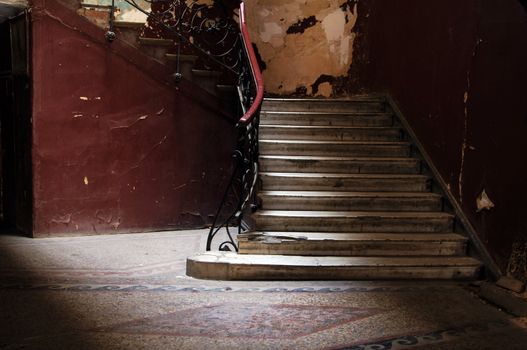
top-left (106, 1), bottom-right (264, 251)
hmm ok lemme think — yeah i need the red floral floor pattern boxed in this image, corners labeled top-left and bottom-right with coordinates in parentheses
top-left (101, 303), bottom-right (381, 339)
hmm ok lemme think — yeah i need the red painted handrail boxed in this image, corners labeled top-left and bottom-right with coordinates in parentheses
top-left (238, 2), bottom-right (264, 125)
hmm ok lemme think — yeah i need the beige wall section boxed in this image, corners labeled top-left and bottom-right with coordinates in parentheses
top-left (245, 0), bottom-right (358, 96)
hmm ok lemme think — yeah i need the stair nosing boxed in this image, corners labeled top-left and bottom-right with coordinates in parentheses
top-left (192, 69), bottom-right (222, 77)
top-left (259, 140), bottom-right (409, 145)
top-left (165, 53), bottom-right (199, 62)
top-left (239, 232), bottom-right (468, 242)
top-left (261, 125), bottom-right (399, 130)
top-left (254, 210), bottom-right (454, 218)
top-left (113, 21), bottom-right (145, 28)
top-left (261, 172), bottom-right (428, 179)
top-left (189, 252), bottom-right (482, 267)
top-left (261, 111), bottom-right (392, 116)
top-left (258, 190), bottom-right (441, 198)
top-left (260, 155), bottom-right (418, 162)
top-left (263, 97), bottom-right (386, 103)
top-left (138, 37), bottom-right (174, 46)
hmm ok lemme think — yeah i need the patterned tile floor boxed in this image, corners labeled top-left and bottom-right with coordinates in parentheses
top-left (1, 229), bottom-right (526, 349)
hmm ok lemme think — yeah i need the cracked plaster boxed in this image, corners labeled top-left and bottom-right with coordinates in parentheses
top-left (245, 0), bottom-right (358, 96)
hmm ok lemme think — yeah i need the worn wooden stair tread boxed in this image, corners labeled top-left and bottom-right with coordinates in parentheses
top-left (259, 140), bottom-right (412, 157)
top-left (186, 252), bottom-right (482, 280)
top-left (261, 172), bottom-right (430, 192)
top-left (259, 190), bottom-right (440, 198)
top-left (239, 232), bottom-right (467, 242)
top-left (237, 232), bottom-right (468, 256)
top-left (263, 96), bottom-right (387, 103)
top-left (258, 190), bottom-right (440, 198)
top-left (192, 69), bottom-right (222, 77)
top-left (260, 155), bottom-right (418, 162)
top-left (261, 125), bottom-right (400, 131)
top-left (254, 210), bottom-right (453, 219)
top-left (80, 3), bottom-right (113, 9)
top-left (260, 125), bottom-right (402, 141)
top-left (138, 37), bottom-right (174, 46)
top-left (260, 155), bottom-right (421, 174)
top-left (261, 172), bottom-right (428, 180)
top-left (114, 21), bottom-right (145, 28)
top-left (258, 190), bottom-right (442, 212)
top-left (259, 140), bottom-right (410, 145)
top-left (261, 111), bottom-right (393, 116)
top-left (261, 99), bottom-right (386, 113)
top-left (260, 111), bottom-right (393, 126)
top-left (165, 53), bottom-right (199, 62)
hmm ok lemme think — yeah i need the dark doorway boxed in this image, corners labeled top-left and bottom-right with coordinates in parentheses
top-left (0, 11), bottom-right (32, 235)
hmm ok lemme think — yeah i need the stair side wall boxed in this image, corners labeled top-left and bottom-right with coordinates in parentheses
top-left (357, 0), bottom-right (527, 283)
top-left (30, 0), bottom-right (236, 236)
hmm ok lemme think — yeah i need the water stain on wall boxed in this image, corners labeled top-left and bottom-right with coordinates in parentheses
top-left (245, 0), bottom-right (359, 96)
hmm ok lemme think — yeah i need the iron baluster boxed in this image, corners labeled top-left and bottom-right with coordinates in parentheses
top-left (105, 0), bottom-right (117, 42)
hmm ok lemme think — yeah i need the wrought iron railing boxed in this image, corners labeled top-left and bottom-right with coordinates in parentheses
top-left (105, 0), bottom-right (264, 251)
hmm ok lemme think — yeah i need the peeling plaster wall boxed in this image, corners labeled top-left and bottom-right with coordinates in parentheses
top-left (30, 0), bottom-right (235, 236)
top-left (356, 0), bottom-right (527, 282)
top-left (245, 0), bottom-right (359, 96)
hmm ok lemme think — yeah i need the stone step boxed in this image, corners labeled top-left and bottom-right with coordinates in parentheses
top-left (258, 191), bottom-right (442, 211)
top-left (192, 69), bottom-right (222, 78)
top-left (261, 97), bottom-right (386, 113)
top-left (260, 111), bottom-right (394, 127)
top-left (259, 140), bottom-right (411, 157)
top-left (165, 54), bottom-right (199, 63)
top-left (259, 125), bottom-right (402, 142)
top-left (259, 155), bottom-right (420, 174)
top-left (238, 232), bottom-right (468, 256)
top-left (186, 252), bottom-right (482, 280)
top-left (138, 37), bottom-right (174, 46)
top-left (113, 21), bottom-right (145, 29)
top-left (260, 172), bottom-right (431, 192)
top-left (253, 210), bottom-right (454, 233)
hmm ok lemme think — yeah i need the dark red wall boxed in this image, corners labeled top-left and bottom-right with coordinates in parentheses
top-left (355, 0), bottom-right (527, 280)
top-left (31, 0), bottom-right (236, 236)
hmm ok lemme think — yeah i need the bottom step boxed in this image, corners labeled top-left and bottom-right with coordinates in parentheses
top-left (186, 252), bottom-right (481, 280)
top-left (237, 232), bottom-right (468, 256)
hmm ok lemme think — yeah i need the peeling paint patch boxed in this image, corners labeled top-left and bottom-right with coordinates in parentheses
top-left (476, 189), bottom-right (495, 212)
top-left (246, 0), bottom-right (359, 94)
top-left (260, 22), bottom-right (284, 46)
top-left (458, 38), bottom-right (482, 203)
top-left (286, 16), bottom-right (318, 34)
top-left (51, 213), bottom-right (72, 225)
top-left (316, 82), bottom-right (333, 97)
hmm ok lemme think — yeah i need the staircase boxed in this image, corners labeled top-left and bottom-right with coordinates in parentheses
top-left (79, 1), bottom-right (237, 100)
top-left (187, 96), bottom-right (483, 280)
